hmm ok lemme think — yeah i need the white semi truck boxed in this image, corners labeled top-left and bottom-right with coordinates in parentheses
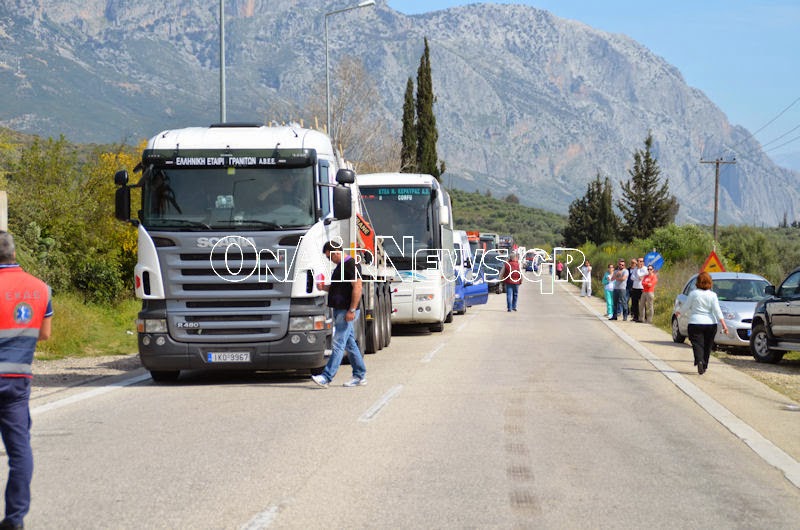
top-left (113, 124), bottom-right (392, 382)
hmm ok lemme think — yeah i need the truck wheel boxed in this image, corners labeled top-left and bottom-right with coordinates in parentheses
top-left (356, 308), bottom-right (366, 353)
top-left (364, 318), bottom-right (380, 354)
top-left (382, 286), bottom-right (392, 347)
top-left (671, 317), bottom-right (685, 343)
top-left (750, 323), bottom-right (784, 364)
top-left (150, 370), bottom-right (180, 383)
top-left (430, 321), bottom-right (444, 332)
top-left (445, 310), bottom-right (454, 323)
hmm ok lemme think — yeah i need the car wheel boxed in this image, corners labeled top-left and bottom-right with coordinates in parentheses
top-left (671, 317), bottom-right (685, 343)
top-left (750, 323), bottom-right (784, 364)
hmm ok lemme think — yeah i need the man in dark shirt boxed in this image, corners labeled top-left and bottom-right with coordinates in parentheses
top-left (311, 241), bottom-right (367, 388)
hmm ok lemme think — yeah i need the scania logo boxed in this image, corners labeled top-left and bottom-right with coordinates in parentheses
top-left (196, 236), bottom-right (257, 248)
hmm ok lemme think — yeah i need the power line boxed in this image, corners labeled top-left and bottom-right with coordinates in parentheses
top-left (760, 122), bottom-right (800, 149)
top-left (728, 95), bottom-right (800, 153)
top-left (764, 133), bottom-right (800, 153)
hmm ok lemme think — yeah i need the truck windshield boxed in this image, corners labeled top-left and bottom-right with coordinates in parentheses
top-left (141, 166), bottom-right (315, 230)
top-left (361, 186), bottom-right (435, 270)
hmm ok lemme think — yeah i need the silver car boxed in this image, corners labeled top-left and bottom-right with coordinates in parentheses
top-left (671, 272), bottom-right (770, 349)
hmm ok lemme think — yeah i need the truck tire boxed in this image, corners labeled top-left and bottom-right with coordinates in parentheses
top-left (150, 370), bottom-right (180, 383)
top-left (355, 308), bottom-right (366, 353)
top-left (364, 317), bottom-right (380, 354)
top-left (671, 317), bottom-right (685, 343)
top-left (382, 286), bottom-right (392, 347)
top-left (750, 323), bottom-right (785, 364)
top-left (430, 321), bottom-right (444, 332)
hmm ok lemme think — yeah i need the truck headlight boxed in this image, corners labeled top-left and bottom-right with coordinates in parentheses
top-left (289, 315), bottom-right (326, 331)
top-left (137, 318), bottom-right (168, 333)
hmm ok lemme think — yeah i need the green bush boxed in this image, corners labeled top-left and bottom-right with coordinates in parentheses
top-left (73, 255), bottom-right (126, 304)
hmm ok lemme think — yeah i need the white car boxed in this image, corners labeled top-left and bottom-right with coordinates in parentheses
top-left (671, 272), bottom-right (770, 349)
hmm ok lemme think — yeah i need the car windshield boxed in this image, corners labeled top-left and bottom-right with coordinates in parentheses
top-left (712, 279), bottom-right (770, 302)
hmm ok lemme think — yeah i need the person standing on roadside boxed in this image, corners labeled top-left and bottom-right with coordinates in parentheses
top-left (626, 258), bottom-right (637, 318)
top-left (602, 264), bottom-right (615, 318)
top-left (610, 259), bottom-right (629, 321)
top-left (630, 257), bottom-right (646, 322)
top-left (685, 272), bottom-right (728, 375)
top-left (502, 252), bottom-right (522, 311)
top-left (579, 260), bottom-right (592, 297)
top-left (311, 241), bottom-right (367, 388)
top-left (639, 265), bottom-right (658, 324)
top-left (0, 231), bottom-right (53, 530)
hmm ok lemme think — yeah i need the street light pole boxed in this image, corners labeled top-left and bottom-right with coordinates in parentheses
top-left (219, 0), bottom-right (227, 123)
top-left (325, 0), bottom-right (375, 138)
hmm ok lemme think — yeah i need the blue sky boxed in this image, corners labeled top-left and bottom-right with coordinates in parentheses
top-left (387, 1), bottom-right (800, 160)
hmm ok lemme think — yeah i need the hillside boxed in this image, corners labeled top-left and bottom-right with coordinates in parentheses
top-left (0, 0), bottom-right (797, 225)
top-left (450, 188), bottom-right (566, 249)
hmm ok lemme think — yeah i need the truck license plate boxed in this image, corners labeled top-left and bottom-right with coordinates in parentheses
top-left (207, 352), bottom-right (251, 363)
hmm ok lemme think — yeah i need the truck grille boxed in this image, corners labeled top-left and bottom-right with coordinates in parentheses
top-left (159, 240), bottom-right (293, 342)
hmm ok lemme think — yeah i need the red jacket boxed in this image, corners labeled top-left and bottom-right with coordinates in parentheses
top-left (503, 260), bottom-right (522, 285)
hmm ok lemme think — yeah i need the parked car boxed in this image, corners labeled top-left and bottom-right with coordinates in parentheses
top-left (480, 250), bottom-right (507, 294)
top-left (750, 266), bottom-right (800, 363)
top-left (671, 272), bottom-right (770, 350)
top-left (454, 266), bottom-right (490, 314)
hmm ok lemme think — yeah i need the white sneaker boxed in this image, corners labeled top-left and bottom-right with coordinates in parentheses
top-left (343, 377), bottom-right (367, 387)
top-left (311, 374), bottom-right (329, 388)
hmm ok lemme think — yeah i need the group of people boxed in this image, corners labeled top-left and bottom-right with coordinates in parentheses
top-left (601, 257), bottom-right (658, 323)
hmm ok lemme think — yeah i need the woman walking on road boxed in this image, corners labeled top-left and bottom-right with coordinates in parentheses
top-left (685, 272), bottom-right (728, 374)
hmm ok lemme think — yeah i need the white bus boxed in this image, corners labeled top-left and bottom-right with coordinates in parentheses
top-left (358, 173), bottom-right (455, 331)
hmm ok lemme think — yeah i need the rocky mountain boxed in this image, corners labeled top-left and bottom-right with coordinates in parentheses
top-left (0, 0), bottom-right (796, 226)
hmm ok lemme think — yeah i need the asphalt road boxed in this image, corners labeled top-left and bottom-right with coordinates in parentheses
top-left (24, 281), bottom-right (800, 529)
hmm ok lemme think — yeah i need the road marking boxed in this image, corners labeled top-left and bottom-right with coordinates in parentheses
top-left (31, 373), bottom-right (152, 417)
top-left (359, 384), bottom-right (403, 422)
top-left (241, 505), bottom-right (280, 529)
top-left (421, 344), bottom-right (445, 363)
top-left (572, 289), bottom-right (800, 489)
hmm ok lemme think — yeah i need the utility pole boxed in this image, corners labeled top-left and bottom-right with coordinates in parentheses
top-left (700, 157), bottom-right (736, 243)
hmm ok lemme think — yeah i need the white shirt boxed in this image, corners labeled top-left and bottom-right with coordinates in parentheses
top-left (686, 288), bottom-right (724, 325)
top-left (631, 266), bottom-right (647, 289)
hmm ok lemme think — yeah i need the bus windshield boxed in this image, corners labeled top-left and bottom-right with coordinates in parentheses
top-left (140, 166), bottom-right (315, 230)
top-left (361, 186), bottom-right (435, 269)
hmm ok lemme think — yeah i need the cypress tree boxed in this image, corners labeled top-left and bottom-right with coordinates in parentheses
top-left (400, 77), bottom-right (417, 173)
top-left (415, 38), bottom-right (442, 180)
top-left (563, 174), bottom-right (620, 246)
top-left (617, 133), bottom-right (678, 242)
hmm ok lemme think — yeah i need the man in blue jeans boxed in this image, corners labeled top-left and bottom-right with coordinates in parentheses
top-left (0, 232), bottom-right (53, 530)
top-left (610, 258), bottom-right (629, 321)
top-left (311, 241), bottom-right (367, 388)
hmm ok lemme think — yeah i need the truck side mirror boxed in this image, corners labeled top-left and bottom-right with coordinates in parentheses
top-left (115, 186), bottom-right (131, 222)
top-left (114, 169), bottom-right (129, 186)
top-left (335, 168), bottom-right (355, 184)
top-left (333, 186), bottom-right (351, 220)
